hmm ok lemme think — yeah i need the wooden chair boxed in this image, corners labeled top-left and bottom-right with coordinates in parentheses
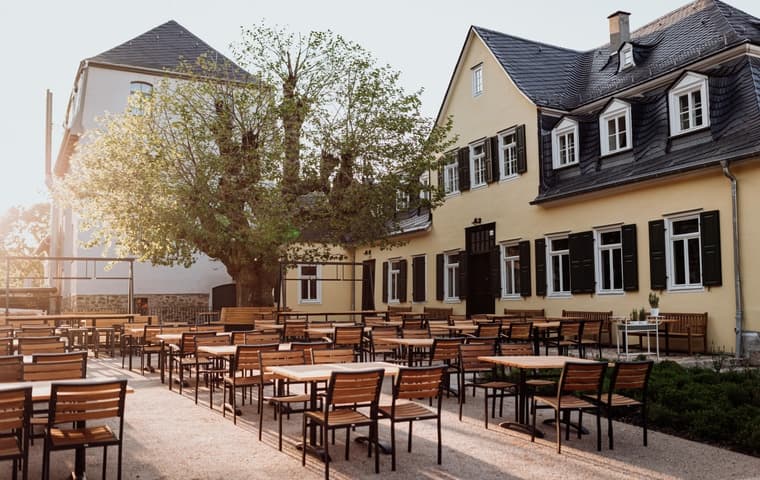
top-left (283, 320), bottom-right (308, 342)
top-left (32, 351), bottom-right (88, 372)
top-left (503, 321), bottom-right (533, 344)
top-left (193, 334), bottom-right (232, 407)
top-left (379, 366), bottom-right (446, 471)
top-left (289, 341), bottom-right (331, 356)
top-left (244, 332), bottom-right (282, 345)
top-left (590, 360), bottom-right (654, 450)
top-left (531, 361), bottom-right (607, 453)
top-left (231, 330), bottom-right (255, 345)
top-left (222, 343), bottom-right (279, 425)
top-left (544, 321), bottom-right (584, 356)
top-left (458, 343), bottom-right (517, 428)
top-left (18, 326), bottom-right (55, 337)
top-left (364, 316), bottom-right (386, 328)
top-left (23, 357), bottom-right (87, 382)
top-left (17, 337), bottom-right (65, 356)
top-left (302, 369), bottom-right (385, 480)
top-left (0, 338), bottom-right (12, 356)
top-left (401, 326), bottom-right (431, 366)
top-left (428, 337), bottom-right (463, 397)
top-left (368, 326), bottom-right (399, 362)
top-left (0, 356), bottom-right (23, 382)
top-left (311, 348), bottom-right (355, 365)
top-left (42, 379), bottom-right (128, 480)
top-left (471, 323), bottom-right (501, 338)
top-left (331, 326), bottom-right (363, 360)
top-left (0, 385), bottom-right (31, 480)
top-left (258, 350), bottom-right (310, 450)
top-left (427, 320), bottom-right (450, 338)
top-left (134, 326), bottom-right (162, 374)
top-left (579, 319), bottom-right (604, 359)
top-left (170, 331), bottom-right (216, 394)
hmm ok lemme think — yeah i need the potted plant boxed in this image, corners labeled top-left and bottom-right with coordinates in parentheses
top-left (648, 292), bottom-right (660, 317)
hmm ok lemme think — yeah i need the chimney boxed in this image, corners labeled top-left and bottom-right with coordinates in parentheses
top-left (608, 10), bottom-right (631, 53)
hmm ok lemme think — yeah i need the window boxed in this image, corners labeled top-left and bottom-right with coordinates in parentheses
top-left (619, 43), bottom-right (635, 71)
top-left (596, 228), bottom-right (623, 293)
top-left (501, 243), bottom-right (521, 298)
top-left (444, 252), bottom-right (460, 301)
top-left (470, 142), bottom-right (487, 187)
top-left (396, 190), bottom-right (410, 211)
top-left (443, 159), bottom-right (459, 195)
top-left (298, 265), bottom-right (320, 303)
top-left (547, 236), bottom-right (570, 295)
top-left (667, 216), bottom-right (701, 289)
top-left (388, 260), bottom-right (402, 303)
top-left (472, 64), bottom-right (483, 97)
top-left (551, 118), bottom-right (579, 168)
top-left (668, 73), bottom-right (709, 136)
top-left (599, 100), bottom-right (632, 156)
top-left (129, 81), bottom-right (153, 115)
top-left (499, 129), bottom-right (518, 179)
top-left (419, 172), bottom-right (430, 201)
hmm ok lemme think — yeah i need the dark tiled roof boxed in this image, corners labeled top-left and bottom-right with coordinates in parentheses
top-left (87, 20), bottom-right (250, 82)
top-left (474, 0), bottom-right (760, 110)
top-left (533, 56), bottom-right (760, 203)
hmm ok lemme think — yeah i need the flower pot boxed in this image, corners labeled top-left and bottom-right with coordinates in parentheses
top-left (650, 307), bottom-right (659, 317)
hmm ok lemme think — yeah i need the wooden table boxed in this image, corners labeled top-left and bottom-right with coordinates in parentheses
top-left (266, 361), bottom-right (399, 456)
top-left (478, 355), bottom-right (599, 437)
top-left (306, 326), bottom-right (370, 337)
top-left (3, 313), bottom-right (137, 327)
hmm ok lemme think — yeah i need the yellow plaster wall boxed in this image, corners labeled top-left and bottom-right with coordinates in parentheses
top-left (281, 247), bottom-right (360, 313)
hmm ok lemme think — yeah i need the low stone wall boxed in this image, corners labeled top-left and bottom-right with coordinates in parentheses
top-left (64, 294), bottom-right (210, 323)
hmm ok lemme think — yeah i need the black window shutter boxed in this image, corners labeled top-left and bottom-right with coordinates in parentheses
top-left (621, 224), bottom-right (639, 291)
top-left (535, 238), bottom-right (546, 296)
top-left (458, 252), bottom-right (468, 300)
top-left (569, 231), bottom-right (595, 294)
top-left (457, 147), bottom-right (470, 191)
top-left (381, 261), bottom-right (389, 303)
top-left (700, 210), bottom-right (722, 286)
top-left (435, 254), bottom-right (444, 301)
top-left (489, 247), bottom-right (501, 296)
top-left (398, 259), bottom-right (408, 302)
top-left (412, 256), bottom-right (425, 302)
top-left (519, 240), bottom-right (532, 297)
top-left (516, 124), bottom-right (527, 174)
top-left (648, 220), bottom-right (667, 290)
top-left (491, 136), bottom-right (500, 181)
top-left (483, 138), bottom-right (494, 183)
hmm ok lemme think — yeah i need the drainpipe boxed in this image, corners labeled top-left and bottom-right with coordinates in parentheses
top-left (720, 160), bottom-right (743, 357)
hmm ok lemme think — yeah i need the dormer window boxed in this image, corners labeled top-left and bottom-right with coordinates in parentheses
top-left (619, 43), bottom-right (635, 71)
top-left (668, 72), bottom-right (710, 136)
top-left (471, 64), bottom-right (483, 97)
top-left (599, 99), bottom-right (632, 156)
top-left (551, 118), bottom-right (579, 168)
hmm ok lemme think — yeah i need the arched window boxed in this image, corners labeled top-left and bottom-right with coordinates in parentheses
top-left (129, 81), bottom-right (153, 96)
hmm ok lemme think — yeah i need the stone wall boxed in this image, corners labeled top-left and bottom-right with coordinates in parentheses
top-left (64, 293), bottom-right (210, 323)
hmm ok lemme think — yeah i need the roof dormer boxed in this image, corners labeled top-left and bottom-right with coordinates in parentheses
top-left (618, 43), bottom-right (635, 72)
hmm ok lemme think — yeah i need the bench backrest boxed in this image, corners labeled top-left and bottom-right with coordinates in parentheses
top-left (220, 307), bottom-right (276, 325)
top-left (423, 307), bottom-right (453, 321)
top-left (388, 305), bottom-right (412, 313)
top-left (504, 308), bottom-right (545, 319)
top-left (660, 312), bottom-right (708, 335)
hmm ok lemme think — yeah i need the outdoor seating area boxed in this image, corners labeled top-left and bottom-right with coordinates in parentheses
top-left (0, 308), bottom-right (756, 479)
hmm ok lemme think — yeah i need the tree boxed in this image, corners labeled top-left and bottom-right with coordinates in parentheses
top-left (55, 25), bottom-right (453, 306)
top-left (0, 203), bottom-right (49, 288)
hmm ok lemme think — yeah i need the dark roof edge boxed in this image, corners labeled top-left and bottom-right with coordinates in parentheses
top-left (85, 60), bottom-right (254, 86)
top-left (530, 149), bottom-right (760, 205)
top-left (435, 27), bottom-right (477, 126)
top-left (472, 26), bottom-right (582, 54)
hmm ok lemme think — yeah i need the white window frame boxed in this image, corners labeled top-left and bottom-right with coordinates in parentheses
top-left (599, 99), bottom-right (632, 156)
top-left (444, 251), bottom-right (460, 302)
top-left (546, 235), bottom-right (571, 297)
top-left (472, 64), bottom-right (483, 97)
top-left (498, 128), bottom-right (518, 180)
top-left (619, 43), bottom-right (635, 71)
top-left (419, 172), bottom-right (430, 201)
top-left (668, 72), bottom-right (710, 136)
top-left (594, 227), bottom-right (624, 294)
top-left (298, 264), bottom-right (321, 304)
top-left (396, 190), bottom-right (410, 211)
top-left (443, 160), bottom-right (459, 196)
top-left (128, 81), bottom-right (153, 115)
top-left (388, 259), bottom-right (402, 304)
top-left (551, 118), bottom-right (579, 169)
top-left (500, 242), bottom-right (521, 299)
top-left (469, 141), bottom-right (487, 188)
top-left (665, 214), bottom-right (703, 290)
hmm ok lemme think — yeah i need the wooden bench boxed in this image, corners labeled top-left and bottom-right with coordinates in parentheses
top-left (562, 310), bottom-right (614, 345)
top-left (423, 307), bottom-right (453, 322)
top-left (659, 312), bottom-right (708, 355)
top-left (388, 305), bottom-right (412, 313)
top-left (220, 307), bottom-right (276, 330)
top-left (504, 308), bottom-right (545, 319)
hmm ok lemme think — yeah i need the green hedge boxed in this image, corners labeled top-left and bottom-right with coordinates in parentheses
top-left (645, 361), bottom-right (760, 456)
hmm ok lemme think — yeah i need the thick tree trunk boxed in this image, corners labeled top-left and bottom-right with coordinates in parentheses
top-left (233, 262), bottom-right (278, 307)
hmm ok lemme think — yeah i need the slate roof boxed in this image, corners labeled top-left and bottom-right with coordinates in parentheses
top-left (533, 56), bottom-right (760, 203)
top-left (474, 0), bottom-right (760, 110)
top-left (87, 20), bottom-right (250, 82)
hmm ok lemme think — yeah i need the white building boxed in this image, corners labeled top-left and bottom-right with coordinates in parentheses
top-left (50, 20), bottom-right (245, 315)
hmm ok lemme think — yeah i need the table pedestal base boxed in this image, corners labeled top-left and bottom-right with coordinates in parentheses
top-left (498, 421), bottom-right (544, 438)
top-left (354, 436), bottom-right (393, 454)
top-left (543, 418), bottom-right (589, 435)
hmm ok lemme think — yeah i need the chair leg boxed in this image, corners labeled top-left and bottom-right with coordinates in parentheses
top-left (324, 422), bottom-right (330, 480)
top-left (103, 445), bottom-right (108, 479)
top-left (578, 410), bottom-right (583, 439)
top-left (595, 407), bottom-right (602, 451)
top-left (437, 414), bottom-right (442, 465)
top-left (278, 403), bottom-right (284, 451)
top-left (118, 442), bottom-right (123, 480)
top-left (642, 404), bottom-right (648, 447)
top-left (556, 409), bottom-right (562, 454)
top-left (374, 421), bottom-right (380, 474)
top-left (345, 428), bottom-right (350, 460)
top-left (484, 389), bottom-right (489, 428)
top-left (302, 415), bottom-right (308, 466)
top-left (408, 421), bottom-right (413, 452)
top-left (12, 458), bottom-right (17, 480)
top-left (390, 420), bottom-right (396, 471)
top-left (530, 399), bottom-right (537, 443)
top-left (608, 407), bottom-right (614, 450)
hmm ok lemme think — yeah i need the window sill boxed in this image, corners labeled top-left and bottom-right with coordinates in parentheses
top-left (599, 146), bottom-right (632, 159)
top-left (669, 124), bottom-right (710, 139)
top-left (667, 286), bottom-right (705, 293)
top-left (499, 174), bottom-right (519, 184)
top-left (444, 191), bottom-right (461, 199)
top-left (595, 290), bottom-right (624, 296)
top-left (552, 161), bottom-right (579, 171)
top-left (299, 300), bottom-right (322, 305)
top-left (444, 299), bottom-right (461, 304)
top-left (501, 295), bottom-right (522, 301)
top-left (470, 183), bottom-right (487, 191)
top-left (547, 292), bottom-right (572, 298)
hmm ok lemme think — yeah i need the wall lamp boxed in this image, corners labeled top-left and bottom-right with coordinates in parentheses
top-left (472, 217), bottom-right (482, 225)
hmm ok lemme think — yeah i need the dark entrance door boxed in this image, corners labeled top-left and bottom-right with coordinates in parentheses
top-left (465, 223), bottom-right (497, 317)
top-left (361, 260), bottom-right (376, 310)
top-left (212, 283), bottom-right (236, 310)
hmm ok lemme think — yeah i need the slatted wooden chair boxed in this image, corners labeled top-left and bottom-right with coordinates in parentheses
top-left (0, 356), bottom-right (23, 382)
top-left (289, 341), bottom-right (332, 357)
top-left (0, 385), bottom-right (31, 480)
top-left (258, 350), bottom-right (311, 450)
top-left (311, 348), bottom-right (355, 365)
top-left (231, 330), bottom-right (256, 345)
top-left (222, 343), bottom-right (279, 425)
top-left (283, 320), bottom-right (308, 342)
top-left (302, 369), bottom-right (385, 480)
top-left (471, 323), bottom-right (501, 339)
top-left (0, 338), bottom-right (12, 356)
top-left (579, 319), bottom-right (604, 359)
top-left (499, 343), bottom-right (556, 401)
top-left (427, 320), bottom-right (450, 338)
top-left (17, 337), bottom-right (65, 356)
top-left (589, 360), bottom-right (654, 449)
top-left (400, 326), bottom-right (431, 366)
top-left (23, 357), bottom-right (87, 382)
top-left (428, 337), bottom-right (463, 397)
top-left (368, 326), bottom-right (399, 362)
top-left (531, 361), bottom-right (607, 453)
top-left (244, 331), bottom-right (282, 345)
top-left (503, 321), bottom-right (533, 344)
top-left (364, 316), bottom-right (386, 328)
top-left (378, 366), bottom-right (445, 471)
top-left (331, 326), bottom-right (363, 360)
top-left (169, 331), bottom-right (216, 394)
top-left (0, 327), bottom-right (14, 338)
top-left (135, 326), bottom-right (162, 374)
top-left (32, 352), bottom-right (88, 376)
top-left (193, 334), bottom-right (232, 407)
top-left (458, 343), bottom-right (518, 428)
top-left (42, 379), bottom-right (128, 480)
top-left (18, 326), bottom-right (55, 338)
top-left (544, 321), bottom-right (584, 356)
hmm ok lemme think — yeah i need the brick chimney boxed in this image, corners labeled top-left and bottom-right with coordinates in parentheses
top-left (608, 10), bottom-right (631, 53)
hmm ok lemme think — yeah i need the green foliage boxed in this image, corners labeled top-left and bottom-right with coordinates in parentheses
top-left (645, 361), bottom-right (760, 456)
top-left (648, 291), bottom-right (660, 308)
top-left (0, 203), bottom-right (49, 287)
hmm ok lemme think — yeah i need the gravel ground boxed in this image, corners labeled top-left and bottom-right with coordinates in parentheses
top-left (25, 356), bottom-right (760, 480)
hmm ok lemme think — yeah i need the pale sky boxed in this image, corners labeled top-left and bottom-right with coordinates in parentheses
top-left (1, 0), bottom-right (758, 214)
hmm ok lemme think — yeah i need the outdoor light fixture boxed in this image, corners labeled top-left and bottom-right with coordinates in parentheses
top-left (472, 217), bottom-right (482, 225)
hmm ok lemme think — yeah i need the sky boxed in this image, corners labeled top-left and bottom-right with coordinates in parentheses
top-left (1, 0), bottom-right (758, 215)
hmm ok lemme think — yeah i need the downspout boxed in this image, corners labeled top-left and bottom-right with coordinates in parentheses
top-left (720, 160), bottom-right (743, 357)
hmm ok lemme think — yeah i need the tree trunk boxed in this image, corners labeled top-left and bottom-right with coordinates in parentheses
top-left (233, 262), bottom-right (278, 307)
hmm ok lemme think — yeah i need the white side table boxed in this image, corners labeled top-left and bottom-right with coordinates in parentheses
top-left (615, 316), bottom-right (660, 360)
